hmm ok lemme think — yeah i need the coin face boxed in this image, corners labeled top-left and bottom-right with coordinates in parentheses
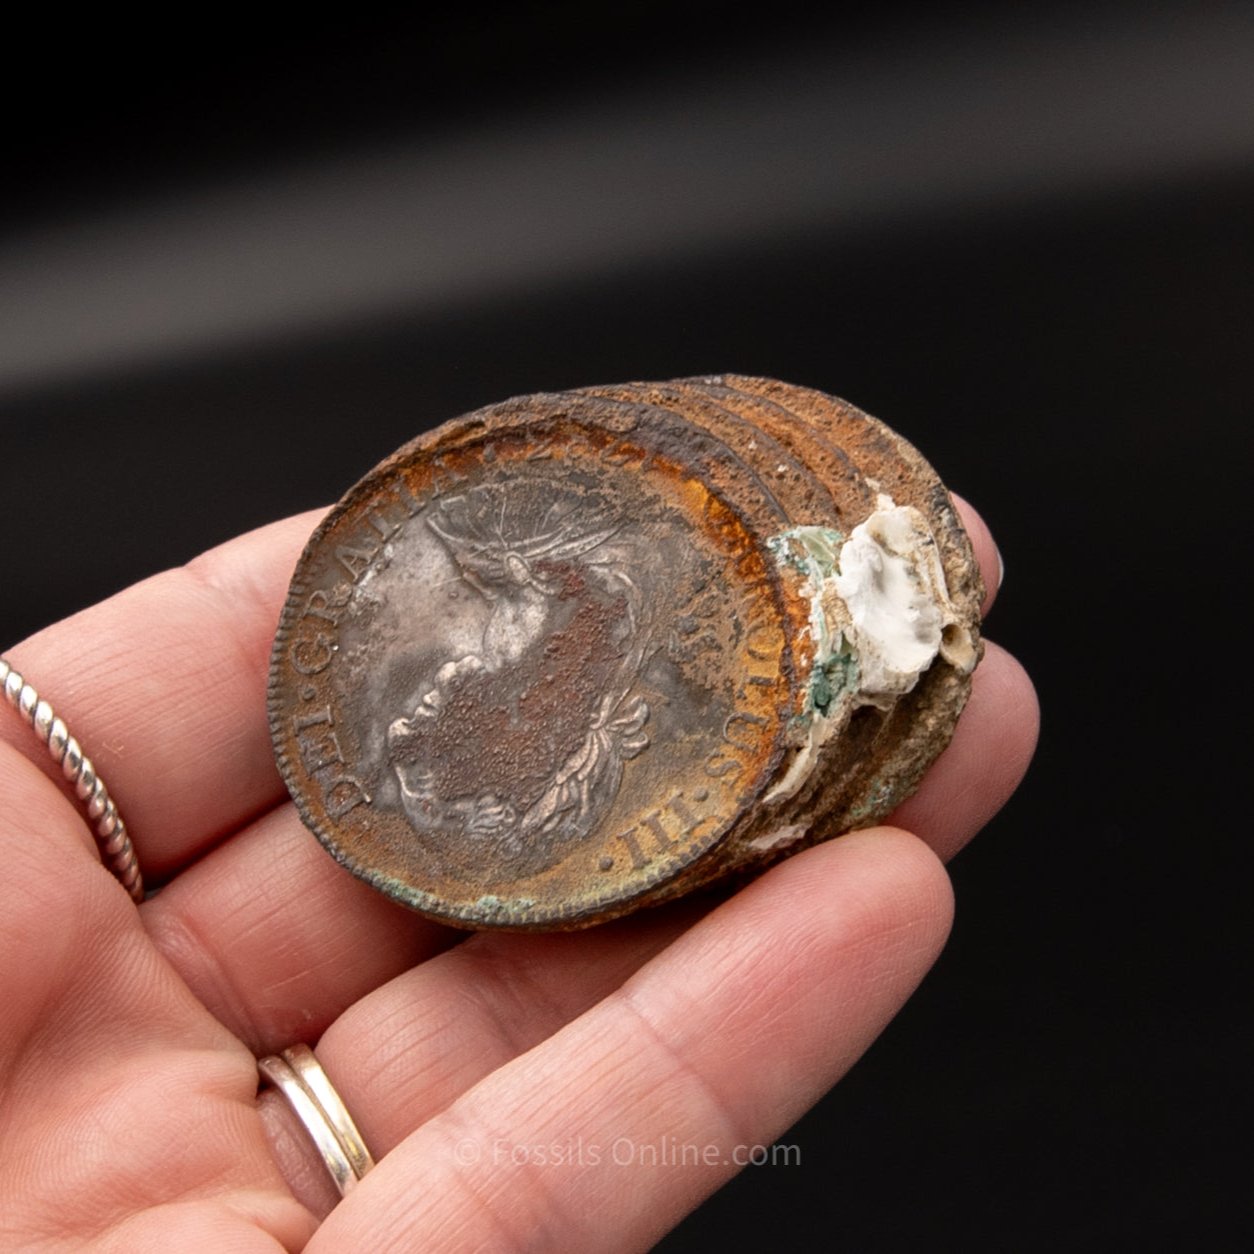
top-left (270, 404), bottom-right (809, 928)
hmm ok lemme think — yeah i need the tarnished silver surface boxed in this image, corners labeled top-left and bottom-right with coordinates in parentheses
top-left (0, 656), bottom-right (144, 902)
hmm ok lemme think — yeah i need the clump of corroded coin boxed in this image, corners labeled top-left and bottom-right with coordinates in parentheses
top-left (268, 377), bottom-right (983, 929)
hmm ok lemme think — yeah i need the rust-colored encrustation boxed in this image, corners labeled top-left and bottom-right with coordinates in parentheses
top-left (269, 380), bottom-right (983, 929)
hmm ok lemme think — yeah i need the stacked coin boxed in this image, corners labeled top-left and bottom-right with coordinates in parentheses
top-left (269, 377), bottom-right (983, 929)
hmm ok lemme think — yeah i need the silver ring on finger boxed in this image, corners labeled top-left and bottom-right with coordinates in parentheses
top-left (258, 1044), bottom-right (375, 1196)
top-left (0, 657), bottom-right (143, 902)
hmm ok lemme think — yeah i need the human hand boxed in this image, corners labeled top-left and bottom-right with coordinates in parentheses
top-left (1, 497), bottom-right (1036, 1251)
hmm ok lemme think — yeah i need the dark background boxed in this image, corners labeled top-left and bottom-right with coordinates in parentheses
top-left (3, 3), bottom-right (1249, 1248)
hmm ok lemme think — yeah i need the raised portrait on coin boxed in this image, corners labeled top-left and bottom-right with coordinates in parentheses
top-left (380, 481), bottom-right (654, 876)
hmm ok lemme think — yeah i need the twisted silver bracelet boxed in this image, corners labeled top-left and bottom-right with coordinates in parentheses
top-left (1, 657), bottom-right (144, 902)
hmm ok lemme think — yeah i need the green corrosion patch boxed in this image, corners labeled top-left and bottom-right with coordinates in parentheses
top-left (767, 526), bottom-right (861, 720)
top-left (768, 526), bottom-right (843, 578)
top-left (809, 639), bottom-right (859, 715)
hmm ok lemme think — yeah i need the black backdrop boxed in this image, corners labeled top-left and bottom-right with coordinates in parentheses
top-left (3, 4), bottom-right (1249, 1248)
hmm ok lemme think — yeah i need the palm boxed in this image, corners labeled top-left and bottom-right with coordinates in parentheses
top-left (2, 505), bottom-right (1036, 1251)
top-left (0, 859), bottom-right (304, 1248)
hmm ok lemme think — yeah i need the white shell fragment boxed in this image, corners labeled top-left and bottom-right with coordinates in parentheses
top-left (833, 495), bottom-right (976, 695)
top-left (764, 494), bottom-right (976, 804)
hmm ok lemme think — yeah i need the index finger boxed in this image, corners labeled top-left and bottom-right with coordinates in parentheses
top-left (2, 510), bottom-right (324, 876)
